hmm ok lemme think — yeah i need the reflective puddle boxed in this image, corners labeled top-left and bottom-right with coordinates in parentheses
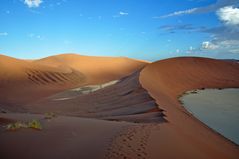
top-left (180, 88), bottom-right (239, 145)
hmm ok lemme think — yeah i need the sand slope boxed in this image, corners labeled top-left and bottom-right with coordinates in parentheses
top-left (139, 57), bottom-right (239, 159)
top-left (0, 113), bottom-right (135, 159)
top-left (25, 71), bottom-right (165, 123)
top-left (33, 54), bottom-right (148, 84)
top-left (0, 54), bottom-right (86, 108)
top-left (0, 67), bottom-right (158, 159)
top-left (0, 54), bottom-right (147, 108)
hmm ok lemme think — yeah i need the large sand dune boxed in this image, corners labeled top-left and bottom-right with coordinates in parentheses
top-left (33, 54), bottom-right (148, 84)
top-left (1, 55), bottom-right (239, 159)
top-left (0, 54), bottom-right (152, 159)
top-left (0, 54), bottom-right (147, 108)
top-left (138, 57), bottom-right (239, 158)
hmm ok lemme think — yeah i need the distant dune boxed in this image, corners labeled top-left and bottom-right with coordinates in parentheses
top-left (33, 54), bottom-right (148, 84)
top-left (0, 54), bottom-right (147, 108)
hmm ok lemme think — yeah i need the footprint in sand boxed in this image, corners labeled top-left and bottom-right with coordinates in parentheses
top-left (104, 124), bottom-right (159, 159)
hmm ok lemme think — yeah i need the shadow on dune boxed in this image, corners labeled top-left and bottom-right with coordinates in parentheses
top-left (26, 71), bottom-right (166, 123)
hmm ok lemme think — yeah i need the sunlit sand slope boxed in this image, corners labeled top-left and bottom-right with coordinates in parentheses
top-left (33, 53), bottom-right (148, 84)
top-left (0, 54), bottom-right (147, 108)
top-left (139, 57), bottom-right (239, 159)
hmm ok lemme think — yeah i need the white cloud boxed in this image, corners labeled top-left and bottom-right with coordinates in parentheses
top-left (155, 0), bottom-right (239, 19)
top-left (230, 48), bottom-right (239, 53)
top-left (186, 46), bottom-right (195, 54)
top-left (0, 32), bottom-right (8, 36)
top-left (28, 33), bottom-right (44, 40)
top-left (113, 11), bottom-right (129, 18)
top-left (24, 0), bottom-right (43, 8)
top-left (119, 11), bottom-right (128, 16)
top-left (158, 8), bottom-right (197, 18)
top-left (201, 41), bottom-right (218, 50)
top-left (199, 39), bottom-right (239, 53)
top-left (219, 39), bottom-right (239, 46)
top-left (217, 6), bottom-right (239, 26)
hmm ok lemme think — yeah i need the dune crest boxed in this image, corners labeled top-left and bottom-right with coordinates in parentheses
top-left (139, 57), bottom-right (239, 158)
top-left (33, 53), bottom-right (149, 84)
top-left (0, 54), bottom-right (147, 108)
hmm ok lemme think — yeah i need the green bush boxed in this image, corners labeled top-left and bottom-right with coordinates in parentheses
top-left (6, 119), bottom-right (42, 131)
top-left (28, 120), bottom-right (42, 130)
top-left (44, 112), bottom-right (57, 120)
top-left (6, 122), bottom-right (27, 131)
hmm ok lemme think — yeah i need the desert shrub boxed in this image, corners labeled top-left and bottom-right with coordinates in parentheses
top-left (28, 120), bottom-right (42, 130)
top-left (6, 119), bottom-right (42, 131)
top-left (6, 121), bottom-right (27, 131)
top-left (44, 112), bottom-right (57, 120)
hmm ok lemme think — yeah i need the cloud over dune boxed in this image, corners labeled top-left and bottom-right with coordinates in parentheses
top-left (113, 11), bottom-right (129, 18)
top-left (217, 6), bottom-right (239, 26)
top-left (201, 41), bottom-right (218, 50)
top-left (157, 0), bottom-right (239, 18)
top-left (24, 0), bottom-right (43, 8)
top-left (156, 0), bottom-right (239, 54)
top-left (159, 8), bottom-right (197, 18)
top-left (119, 11), bottom-right (128, 16)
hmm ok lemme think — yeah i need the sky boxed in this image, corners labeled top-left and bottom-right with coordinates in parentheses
top-left (0, 0), bottom-right (239, 61)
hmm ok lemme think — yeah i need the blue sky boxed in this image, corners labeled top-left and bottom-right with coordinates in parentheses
top-left (0, 0), bottom-right (239, 61)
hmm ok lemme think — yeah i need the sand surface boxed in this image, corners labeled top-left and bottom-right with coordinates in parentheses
top-left (0, 54), bottom-right (153, 159)
top-left (139, 57), bottom-right (239, 158)
top-left (0, 113), bottom-right (134, 159)
top-left (21, 70), bottom-right (164, 123)
top-left (33, 54), bottom-right (148, 84)
top-left (1, 55), bottom-right (239, 159)
top-left (0, 54), bottom-right (146, 108)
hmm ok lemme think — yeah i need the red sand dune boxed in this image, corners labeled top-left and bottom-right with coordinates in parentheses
top-left (0, 54), bottom-right (147, 108)
top-left (33, 53), bottom-right (148, 84)
top-left (1, 55), bottom-right (239, 159)
top-left (139, 57), bottom-right (239, 159)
